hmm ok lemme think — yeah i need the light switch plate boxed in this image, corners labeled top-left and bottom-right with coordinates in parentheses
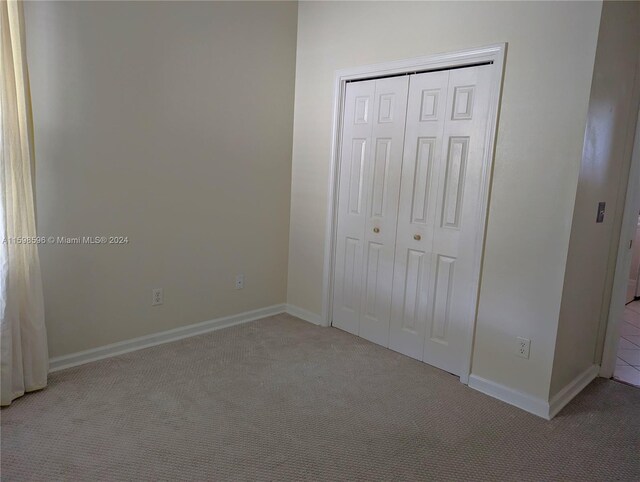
top-left (596, 202), bottom-right (606, 223)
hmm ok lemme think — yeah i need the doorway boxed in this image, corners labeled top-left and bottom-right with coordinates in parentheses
top-left (614, 299), bottom-right (640, 386)
top-left (602, 108), bottom-right (640, 387)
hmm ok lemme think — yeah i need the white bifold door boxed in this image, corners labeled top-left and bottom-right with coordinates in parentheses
top-left (332, 65), bottom-right (491, 376)
top-left (332, 76), bottom-right (409, 347)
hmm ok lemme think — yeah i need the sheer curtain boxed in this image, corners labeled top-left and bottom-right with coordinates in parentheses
top-left (1, 0), bottom-right (48, 406)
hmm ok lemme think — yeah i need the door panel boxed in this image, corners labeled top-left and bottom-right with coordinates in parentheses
top-left (390, 66), bottom-right (491, 375)
top-left (430, 255), bottom-right (456, 342)
top-left (410, 138), bottom-right (437, 225)
top-left (342, 237), bottom-right (361, 311)
top-left (442, 137), bottom-right (469, 229)
top-left (423, 66), bottom-right (492, 374)
top-left (358, 76), bottom-right (409, 346)
top-left (333, 76), bottom-right (409, 344)
top-left (389, 70), bottom-right (449, 360)
top-left (347, 139), bottom-right (367, 214)
top-left (363, 242), bottom-right (384, 316)
top-left (400, 249), bottom-right (429, 334)
top-left (332, 80), bottom-right (375, 336)
top-left (371, 138), bottom-right (392, 217)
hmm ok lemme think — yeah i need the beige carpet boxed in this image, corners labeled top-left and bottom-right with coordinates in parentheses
top-left (2, 313), bottom-right (639, 481)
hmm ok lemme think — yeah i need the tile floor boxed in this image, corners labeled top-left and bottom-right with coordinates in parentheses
top-left (614, 300), bottom-right (640, 387)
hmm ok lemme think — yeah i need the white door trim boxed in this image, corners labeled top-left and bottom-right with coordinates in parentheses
top-left (600, 108), bottom-right (640, 378)
top-left (320, 44), bottom-right (507, 385)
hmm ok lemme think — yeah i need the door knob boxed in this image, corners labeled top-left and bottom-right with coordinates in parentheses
top-left (413, 234), bottom-right (421, 241)
top-left (373, 227), bottom-right (380, 233)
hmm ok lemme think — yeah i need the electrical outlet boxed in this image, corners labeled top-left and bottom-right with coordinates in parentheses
top-left (152, 288), bottom-right (163, 306)
top-left (516, 337), bottom-right (531, 359)
top-left (235, 274), bottom-right (244, 290)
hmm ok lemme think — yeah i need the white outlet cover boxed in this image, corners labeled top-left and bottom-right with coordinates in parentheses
top-left (516, 336), bottom-right (531, 359)
top-left (235, 275), bottom-right (244, 289)
top-left (152, 288), bottom-right (163, 306)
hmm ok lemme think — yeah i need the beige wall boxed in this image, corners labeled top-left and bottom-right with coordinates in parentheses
top-left (27, 0), bottom-right (623, 406)
top-left (25, 1), bottom-right (298, 357)
top-left (551, 1), bottom-right (640, 397)
top-left (288, 1), bottom-right (601, 400)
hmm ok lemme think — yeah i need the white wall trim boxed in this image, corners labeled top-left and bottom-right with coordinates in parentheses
top-left (468, 375), bottom-right (550, 419)
top-left (49, 304), bottom-right (287, 373)
top-left (548, 364), bottom-right (599, 419)
top-left (469, 363), bottom-right (599, 420)
top-left (321, 44), bottom-right (507, 384)
top-left (285, 304), bottom-right (323, 325)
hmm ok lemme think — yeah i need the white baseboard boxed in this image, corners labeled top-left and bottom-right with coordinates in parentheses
top-left (469, 364), bottom-right (599, 420)
top-left (49, 304), bottom-right (287, 373)
top-left (468, 374), bottom-right (550, 419)
top-left (548, 364), bottom-right (599, 419)
top-left (285, 304), bottom-right (324, 326)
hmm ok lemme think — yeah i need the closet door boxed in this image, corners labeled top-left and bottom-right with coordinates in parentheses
top-left (332, 80), bottom-right (375, 336)
top-left (388, 71), bottom-right (449, 360)
top-left (333, 76), bottom-right (409, 346)
top-left (389, 65), bottom-right (492, 375)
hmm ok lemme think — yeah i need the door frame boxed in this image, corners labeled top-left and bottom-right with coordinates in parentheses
top-left (320, 44), bottom-right (507, 384)
top-left (600, 107), bottom-right (640, 378)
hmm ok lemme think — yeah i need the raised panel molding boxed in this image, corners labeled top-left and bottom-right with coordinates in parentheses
top-left (430, 255), bottom-right (455, 342)
top-left (411, 137), bottom-right (436, 224)
top-left (354, 96), bottom-right (370, 124)
top-left (402, 249), bottom-right (426, 332)
top-left (420, 89), bottom-right (440, 121)
top-left (442, 137), bottom-right (469, 228)
top-left (371, 138), bottom-right (392, 217)
top-left (378, 93), bottom-right (395, 123)
top-left (452, 85), bottom-right (474, 120)
top-left (342, 237), bottom-right (360, 310)
top-left (364, 243), bottom-right (384, 317)
top-left (348, 139), bottom-right (366, 214)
